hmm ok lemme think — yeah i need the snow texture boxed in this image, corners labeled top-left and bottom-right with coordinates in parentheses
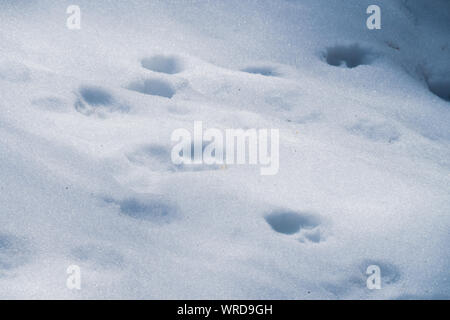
top-left (0, 0), bottom-right (449, 299)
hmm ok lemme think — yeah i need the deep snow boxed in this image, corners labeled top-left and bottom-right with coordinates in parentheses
top-left (0, 0), bottom-right (449, 299)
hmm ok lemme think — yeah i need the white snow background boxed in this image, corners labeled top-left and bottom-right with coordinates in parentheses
top-left (0, 0), bottom-right (449, 299)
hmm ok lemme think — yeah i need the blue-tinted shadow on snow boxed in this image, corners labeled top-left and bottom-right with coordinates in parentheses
top-left (427, 79), bottom-right (450, 102)
top-left (105, 194), bottom-right (179, 224)
top-left (141, 55), bottom-right (183, 74)
top-left (75, 85), bottom-right (129, 116)
top-left (265, 210), bottom-right (320, 235)
top-left (359, 259), bottom-right (401, 286)
top-left (324, 44), bottom-right (374, 68)
top-left (126, 78), bottom-right (175, 98)
top-left (241, 65), bottom-right (280, 77)
top-left (0, 233), bottom-right (31, 272)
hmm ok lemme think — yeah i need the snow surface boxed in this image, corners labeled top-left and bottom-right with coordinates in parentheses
top-left (0, 0), bottom-right (449, 299)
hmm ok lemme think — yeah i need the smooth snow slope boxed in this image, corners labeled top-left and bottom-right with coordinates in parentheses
top-left (0, 0), bottom-right (449, 299)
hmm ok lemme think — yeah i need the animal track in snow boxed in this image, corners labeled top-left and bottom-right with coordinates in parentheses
top-left (126, 78), bottom-right (175, 98)
top-left (265, 210), bottom-right (320, 235)
top-left (106, 194), bottom-right (178, 223)
top-left (141, 55), bottom-right (183, 74)
top-left (324, 44), bottom-right (374, 68)
top-left (79, 86), bottom-right (113, 105)
top-left (0, 233), bottom-right (31, 273)
top-left (346, 120), bottom-right (400, 143)
top-left (241, 65), bottom-right (280, 77)
top-left (75, 85), bottom-right (129, 116)
top-left (427, 79), bottom-right (450, 102)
